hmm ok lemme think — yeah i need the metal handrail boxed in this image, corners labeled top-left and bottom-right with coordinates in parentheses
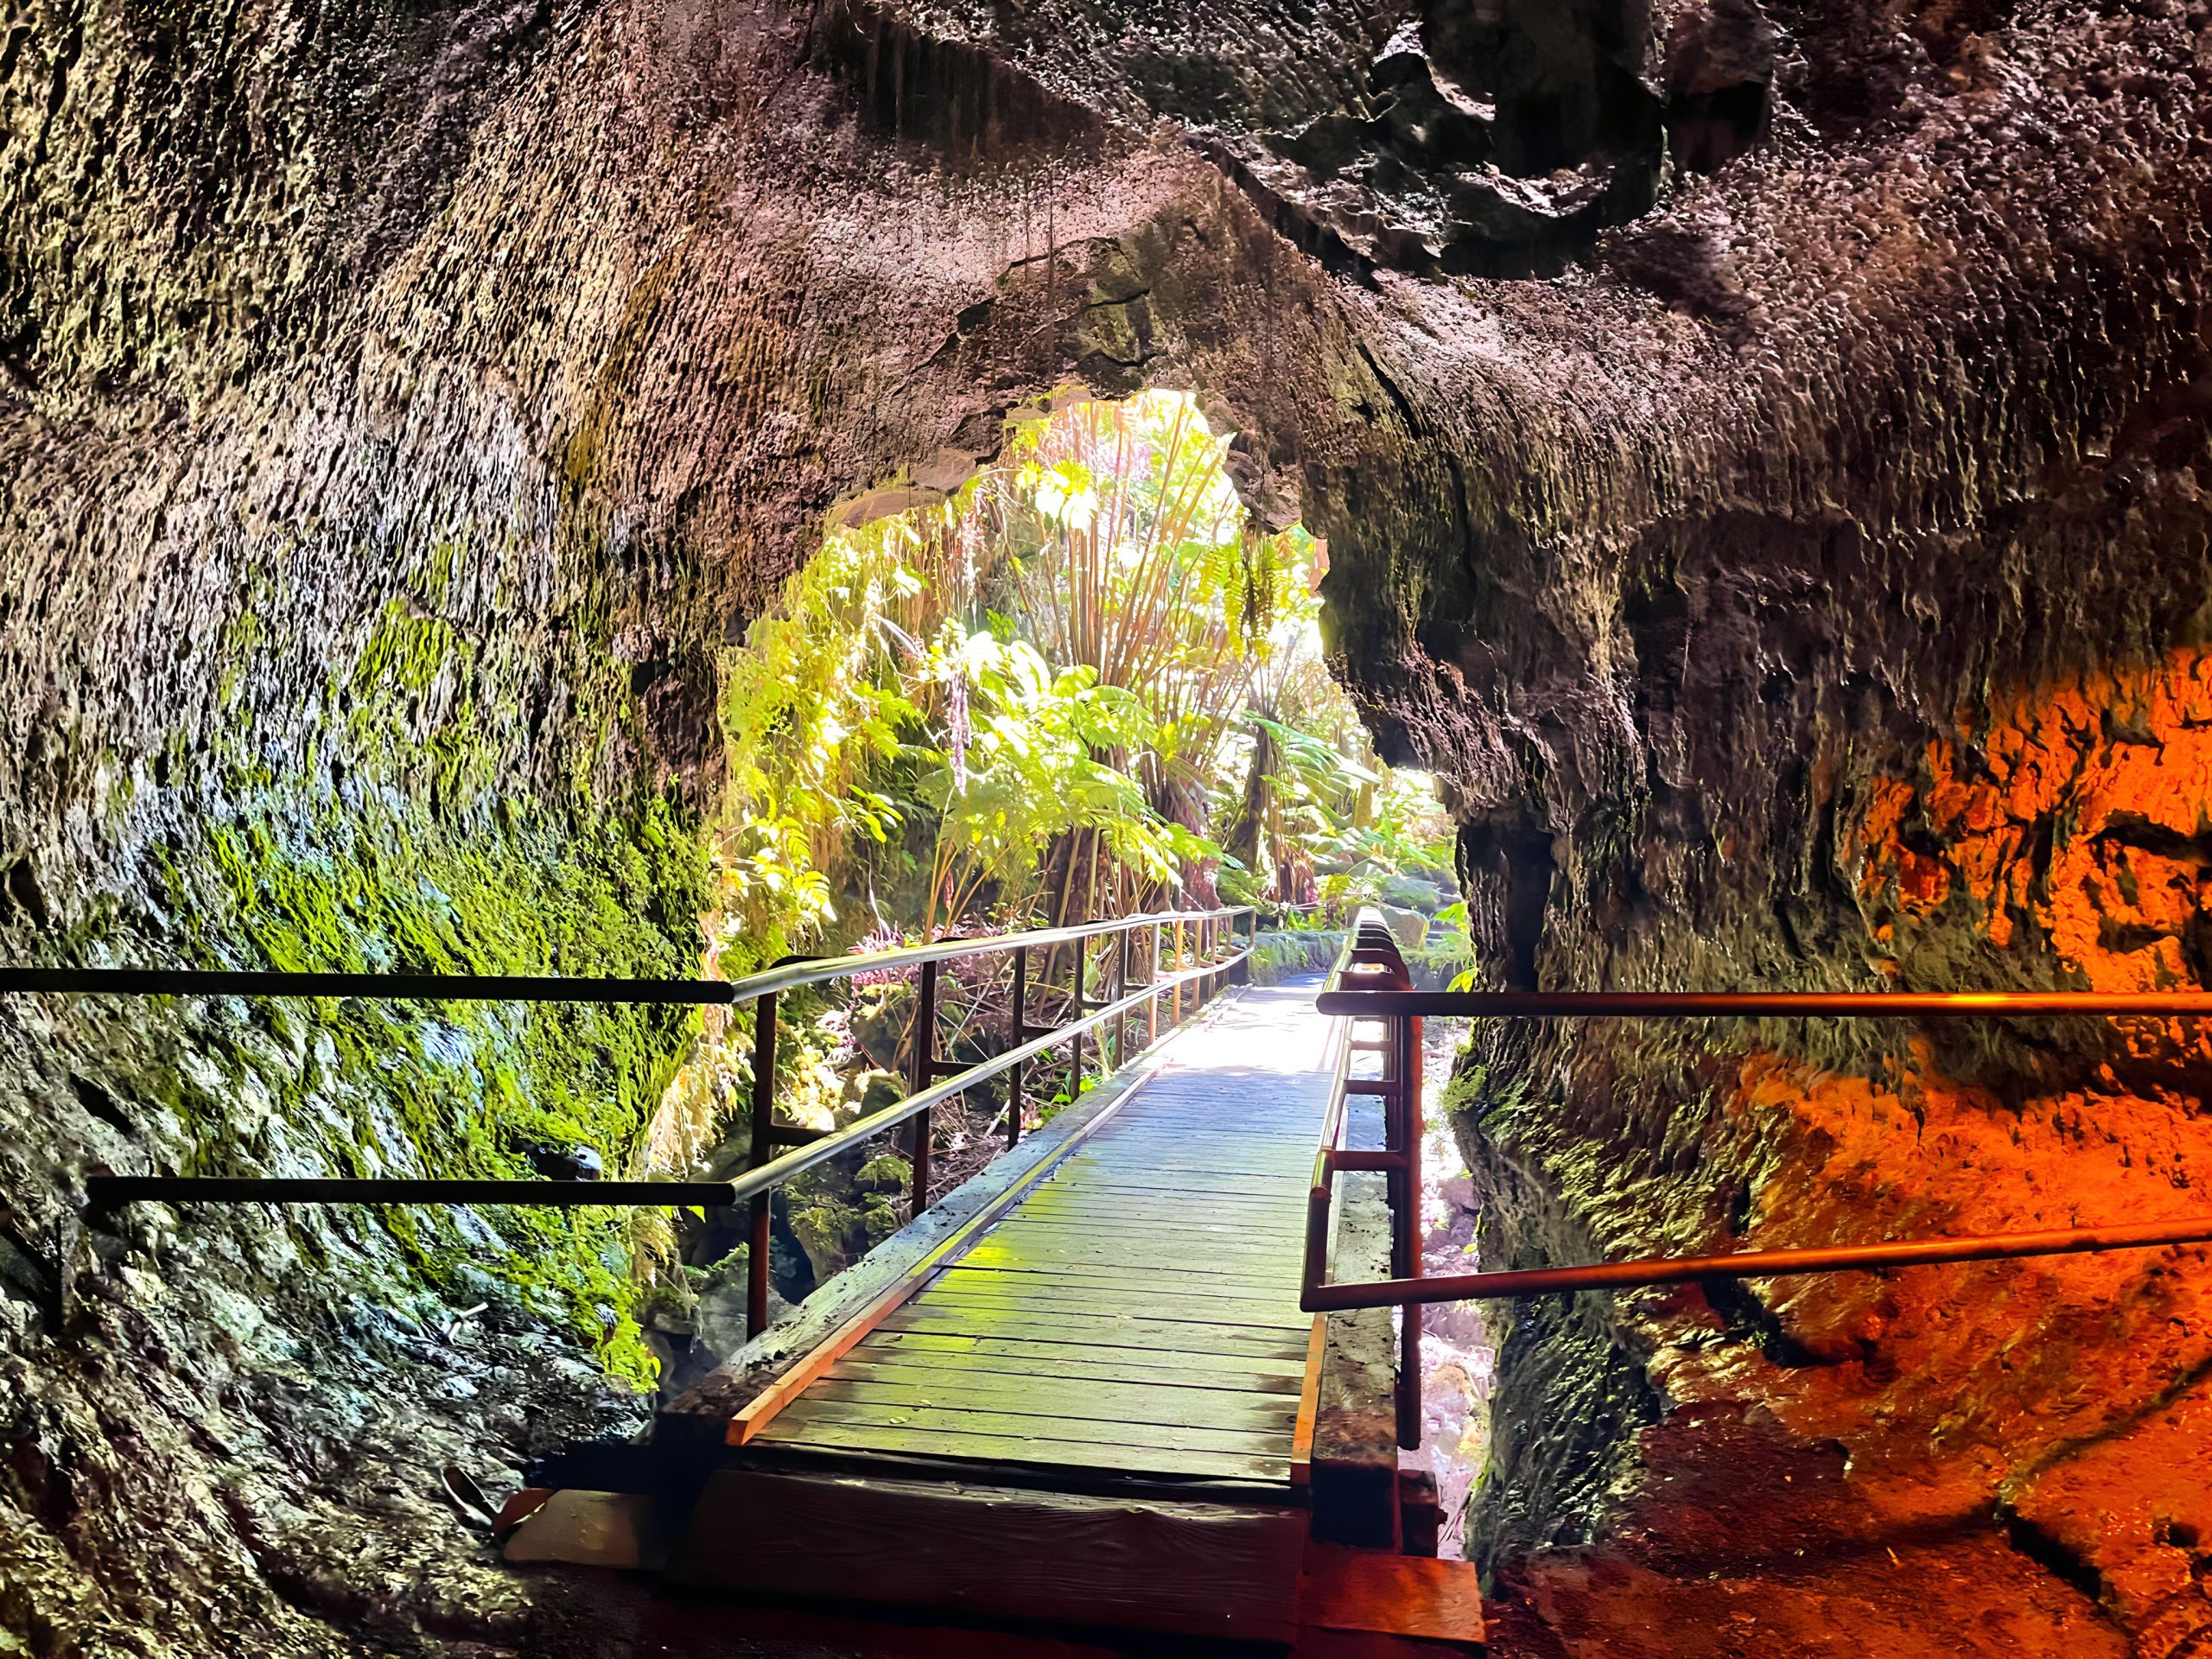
top-left (82, 951), bottom-right (1245, 1216)
top-left (1304, 918), bottom-right (2212, 1449)
top-left (1314, 988), bottom-right (2212, 1017)
top-left (61, 903), bottom-right (1256, 1338)
top-left (2, 903), bottom-right (1247, 1007)
top-left (721, 950), bottom-right (1242, 1206)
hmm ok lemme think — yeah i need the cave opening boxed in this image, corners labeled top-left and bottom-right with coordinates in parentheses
top-left (632, 387), bottom-right (1492, 1421)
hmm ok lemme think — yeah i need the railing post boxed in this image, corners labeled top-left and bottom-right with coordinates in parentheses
top-left (1006, 945), bottom-right (1027, 1148)
top-left (1171, 918), bottom-right (1185, 1024)
top-left (1148, 922), bottom-right (1161, 1044)
top-left (746, 991), bottom-right (779, 1338)
top-left (1115, 926), bottom-right (1133, 1064)
top-left (909, 958), bottom-right (937, 1217)
top-left (1071, 932), bottom-right (1088, 1098)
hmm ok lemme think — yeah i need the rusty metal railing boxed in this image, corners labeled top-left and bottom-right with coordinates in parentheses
top-left (1303, 912), bottom-right (2212, 1449)
top-left (1305, 913), bottom-right (1426, 1445)
top-left (44, 905), bottom-right (1256, 1338)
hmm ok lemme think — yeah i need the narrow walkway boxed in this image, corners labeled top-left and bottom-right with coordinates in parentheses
top-left (750, 981), bottom-right (1336, 1491)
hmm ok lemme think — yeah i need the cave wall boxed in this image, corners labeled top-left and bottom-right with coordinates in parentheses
top-left (4, 0), bottom-right (2211, 1653)
top-left (1297, 4), bottom-right (2212, 1653)
top-left (0, 0), bottom-right (1300, 1647)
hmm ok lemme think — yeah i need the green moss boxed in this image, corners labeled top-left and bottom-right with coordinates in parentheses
top-left (147, 786), bottom-right (709, 1384)
top-left (351, 599), bottom-right (470, 699)
top-left (145, 528), bottom-right (715, 1385)
top-left (855, 1153), bottom-right (913, 1189)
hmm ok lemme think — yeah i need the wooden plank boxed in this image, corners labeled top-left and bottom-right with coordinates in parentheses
top-left (905, 1300), bottom-right (1307, 1342)
top-left (988, 1209), bottom-right (1305, 1234)
top-left (1083, 1142), bottom-right (1315, 1155)
top-left (1052, 1161), bottom-right (1310, 1178)
top-left (973, 1212), bottom-right (1304, 1242)
top-left (821, 1352), bottom-right (1300, 1408)
top-left (754, 1416), bottom-right (1294, 1484)
top-left (911, 1282), bottom-right (1309, 1331)
top-left (940, 1255), bottom-right (1297, 1292)
top-left (1018, 1185), bottom-right (1310, 1205)
top-left (853, 1329), bottom-right (1310, 1379)
top-left (972, 1219), bottom-right (1300, 1246)
top-left (1002, 1210), bottom-right (1307, 1235)
top-left (1297, 1543), bottom-right (1488, 1644)
top-left (1011, 1198), bottom-right (1310, 1225)
top-left (1048, 1167), bottom-right (1307, 1192)
top-left (1092, 1141), bottom-right (1314, 1150)
top-left (934, 1265), bottom-right (1297, 1301)
top-left (875, 1303), bottom-right (1312, 1358)
top-left (831, 1351), bottom-right (1306, 1395)
top-left (1021, 1194), bottom-right (1309, 1221)
top-left (1082, 1148), bottom-right (1312, 1162)
top-left (974, 1218), bottom-right (1296, 1255)
top-left (953, 1236), bottom-right (1298, 1269)
top-left (668, 1469), bottom-right (1307, 1643)
top-left (1048, 1125), bottom-right (1309, 1139)
top-left (766, 1395), bottom-right (1285, 1457)
top-left (804, 1376), bottom-right (1299, 1434)
top-left (1078, 1141), bottom-right (1315, 1158)
top-left (1039, 1153), bottom-right (1307, 1174)
top-left (924, 1278), bottom-right (1300, 1319)
top-left (1021, 1184), bottom-right (1309, 1207)
top-left (932, 1269), bottom-right (1299, 1305)
top-left (727, 1038), bottom-right (1180, 1447)
top-left (933, 1282), bottom-right (1292, 1318)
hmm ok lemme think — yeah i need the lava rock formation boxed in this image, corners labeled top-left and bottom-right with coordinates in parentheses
top-left (3, 0), bottom-right (2209, 1654)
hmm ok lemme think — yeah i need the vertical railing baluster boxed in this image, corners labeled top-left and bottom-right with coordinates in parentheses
top-left (1007, 945), bottom-right (1027, 1147)
top-left (909, 958), bottom-right (937, 1217)
top-left (1114, 926), bottom-right (1131, 1062)
top-left (1148, 922), bottom-right (1161, 1045)
top-left (1171, 918), bottom-right (1185, 1024)
top-left (745, 990), bottom-right (779, 1338)
top-left (1071, 938), bottom-right (1088, 1106)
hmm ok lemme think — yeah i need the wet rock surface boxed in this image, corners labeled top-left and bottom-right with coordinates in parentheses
top-left (3, 0), bottom-right (2210, 1652)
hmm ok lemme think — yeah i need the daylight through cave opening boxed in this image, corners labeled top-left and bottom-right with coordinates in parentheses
top-left (634, 387), bottom-right (1467, 1395)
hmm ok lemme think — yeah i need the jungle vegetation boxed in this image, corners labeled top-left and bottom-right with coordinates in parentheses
top-left (636, 391), bottom-right (1458, 1373)
top-left (713, 389), bottom-right (1452, 963)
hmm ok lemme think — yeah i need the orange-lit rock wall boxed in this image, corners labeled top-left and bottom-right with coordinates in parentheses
top-left (1466, 651), bottom-right (2212, 1656)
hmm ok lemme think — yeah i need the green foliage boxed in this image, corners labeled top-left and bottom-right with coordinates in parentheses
top-left (915, 634), bottom-right (1224, 926)
top-left (715, 520), bottom-right (932, 954)
top-left (707, 389), bottom-right (1448, 964)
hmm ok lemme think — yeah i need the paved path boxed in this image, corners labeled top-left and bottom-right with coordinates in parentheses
top-left (752, 982), bottom-right (1336, 1492)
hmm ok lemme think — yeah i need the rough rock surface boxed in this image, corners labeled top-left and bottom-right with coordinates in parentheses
top-left (3, 0), bottom-right (2210, 1653)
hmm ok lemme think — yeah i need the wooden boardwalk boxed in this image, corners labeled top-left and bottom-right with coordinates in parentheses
top-left (747, 982), bottom-right (1336, 1493)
